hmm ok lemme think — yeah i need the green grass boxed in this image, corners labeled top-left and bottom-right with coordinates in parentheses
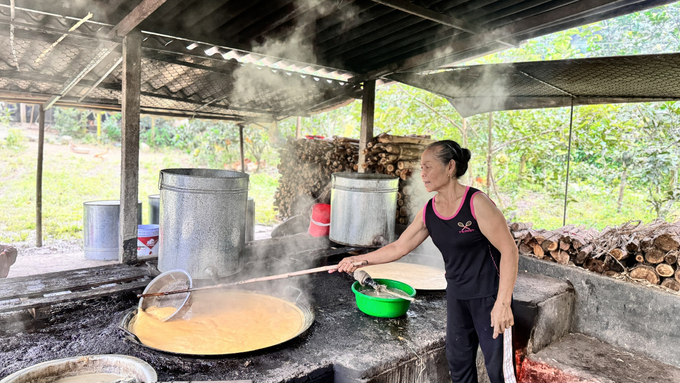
top-left (0, 141), bottom-right (281, 243)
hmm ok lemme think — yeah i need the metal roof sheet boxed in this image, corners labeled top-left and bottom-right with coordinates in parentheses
top-left (390, 53), bottom-right (680, 117)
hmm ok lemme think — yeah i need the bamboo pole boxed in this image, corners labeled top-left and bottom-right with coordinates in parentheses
top-left (36, 104), bottom-right (45, 247)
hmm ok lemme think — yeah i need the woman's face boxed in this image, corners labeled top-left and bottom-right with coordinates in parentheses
top-left (421, 148), bottom-right (454, 193)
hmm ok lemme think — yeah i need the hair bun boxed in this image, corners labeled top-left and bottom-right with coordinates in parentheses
top-left (463, 148), bottom-right (472, 161)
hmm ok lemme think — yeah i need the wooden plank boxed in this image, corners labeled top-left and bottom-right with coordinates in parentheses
top-left (35, 104), bottom-right (44, 247)
top-left (119, 29), bottom-right (143, 264)
top-left (357, 80), bottom-right (376, 174)
top-left (0, 266), bottom-right (151, 301)
top-left (0, 279), bottom-right (150, 313)
top-left (109, 0), bottom-right (169, 38)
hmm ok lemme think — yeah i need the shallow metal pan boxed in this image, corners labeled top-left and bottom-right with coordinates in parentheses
top-left (119, 286), bottom-right (314, 357)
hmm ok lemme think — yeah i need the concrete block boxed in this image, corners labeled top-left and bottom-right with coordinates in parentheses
top-left (520, 255), bottom-right (680, 368)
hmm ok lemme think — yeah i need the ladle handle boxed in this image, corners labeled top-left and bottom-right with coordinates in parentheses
top-left (137, 260), bottom-right (368, 298)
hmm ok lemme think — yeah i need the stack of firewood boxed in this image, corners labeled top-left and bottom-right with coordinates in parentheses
top-left (510, 220), bottom-right (680, 292)
top-left (326, 137), bottom-right (360, 172)
top-left (274, 137), bottom-right (335, 218)
top-left (274, 134), bottom-right (433, 222)
top-left (363, 133), bottom-right (432, 224)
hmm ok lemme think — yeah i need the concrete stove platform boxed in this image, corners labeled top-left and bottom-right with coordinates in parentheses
top-left (0, 260), bottom-right (573, 383)
top-left (520, 333), bottom-right (680, 383)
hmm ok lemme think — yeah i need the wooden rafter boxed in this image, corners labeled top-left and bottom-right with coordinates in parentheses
top-left (109, 0), bottom-right (169, 37)
top-left (370, 0), bottom-right (515, 48)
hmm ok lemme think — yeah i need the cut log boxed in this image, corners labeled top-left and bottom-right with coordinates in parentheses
top-left (605, 256), bottom-right (625, 273)
top-left (655, 263), bottom-right (675, 278)
top-left (519, 243), bottom-right (532, 255)
top-left (635, 253), bottom-right (645, 263)
top-left (676, 268), bottom-right (680, 284)
top-left (661, 278), bottom-right (680, 291)
top-left (531, 244), bottom-right (545, 259)
top-left (551, 250), bottom-right (570, 265)
top-left (510, 222), bottom-right (533, 231)
top-left (626, 238), bottom-right (640, 253)
top-left (513, 230), bottom-right (529, 240)
top-left (654, 233), bottom-right (680, 252)
top-left (664, 250), bottom-right (678, 266)
top-left (584, 258), bottom-right (605, 274)
top-left (541, 233), bottom-right (560, 252)
top-left (630, 265), bottom-right (660, 285)
top-left (576, 244), bottom-right (594, 265)
top-left (376, 133), bottom-right (435, 146)
top-left (645, 248), bottom-right (666, 264)
top-left (397, 160), bottom-right (420, 170)
top-left (608, 248), bottom-right (628, 261)
top-left (559, 240), bottom-right (571, 251)
top-left (603, 270), bottom-right (621, 278)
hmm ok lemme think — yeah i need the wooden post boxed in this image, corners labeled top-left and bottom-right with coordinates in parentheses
top-left (357, 80), bottom-right (376, 173)
top-left (36, 104), bottom-right (45, 247)
top-left (119, 29), bottom-right (142, 265)
top-left (96, 112), bottom-right (102, 139)
top-left (239, 123), bottom-right (245, 173)
top-left (296, 116), bottom-right (301, 139)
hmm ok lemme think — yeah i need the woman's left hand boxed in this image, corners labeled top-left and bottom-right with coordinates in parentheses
top-left (490, 300), bottom-right (514, 339)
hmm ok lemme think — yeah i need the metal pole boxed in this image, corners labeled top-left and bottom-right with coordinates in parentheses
top-left (563, 99), bottom-right (574, 227)
top-left (239, 124), bottom-right (245, 173)
top-left (36, 104), bottom-right (45, 247)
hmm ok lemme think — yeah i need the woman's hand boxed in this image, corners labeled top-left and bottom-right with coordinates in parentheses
top-left (329, 256), bottom-right (367, 274)
top-left (490, 300), bottom-right (514, 339)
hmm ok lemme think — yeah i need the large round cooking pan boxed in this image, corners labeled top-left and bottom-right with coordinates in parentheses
top-left (118, 286), bottom-right (314, 357)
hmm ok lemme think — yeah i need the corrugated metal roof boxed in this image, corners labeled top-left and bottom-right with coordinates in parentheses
top-left (390, 53), bottom-right (680, 117)
top-left (0, 0), bottom-right (676, 119)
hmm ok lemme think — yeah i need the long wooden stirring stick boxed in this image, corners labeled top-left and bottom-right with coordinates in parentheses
top-left (137, 261), bottom-right (368, 298)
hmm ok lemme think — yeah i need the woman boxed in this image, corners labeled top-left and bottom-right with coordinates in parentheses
top-left (333, 140), bottom-right (518, 383)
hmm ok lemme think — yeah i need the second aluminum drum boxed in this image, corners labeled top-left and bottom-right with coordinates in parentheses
top-left (330, 173), bottom-right (399, 247)
top-left (158, 169), bottom-right (249, 280)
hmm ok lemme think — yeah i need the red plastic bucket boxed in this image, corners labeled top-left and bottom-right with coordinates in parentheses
top-left (309, 203), bottom-right (331, 237)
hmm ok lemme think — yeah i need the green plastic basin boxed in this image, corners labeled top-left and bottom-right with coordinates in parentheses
top-left (351, 278), bottom-right (416, 318)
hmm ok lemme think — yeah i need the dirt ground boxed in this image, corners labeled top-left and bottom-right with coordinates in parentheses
top-left (5, 225), bottom-right (274, 278)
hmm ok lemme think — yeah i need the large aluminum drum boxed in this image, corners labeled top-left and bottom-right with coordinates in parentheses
top-left (83, 200), bottom-right (142, 261)
top-left (330, 173), bottom-right (399, 247)
top-left (158, 169), bottom-right (249, 280)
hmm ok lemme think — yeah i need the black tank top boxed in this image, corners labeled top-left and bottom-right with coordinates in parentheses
top-left (423, 186), bottom-right (501, 299)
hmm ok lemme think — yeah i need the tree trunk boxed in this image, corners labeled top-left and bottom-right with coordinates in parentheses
top-left (486, 112), bottom-right (493, 195)
top-left (617, 166), bottom-right (628, 213)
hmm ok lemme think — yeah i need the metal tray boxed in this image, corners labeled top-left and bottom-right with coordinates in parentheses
top-left (119, 286), bottom-right (314, 357)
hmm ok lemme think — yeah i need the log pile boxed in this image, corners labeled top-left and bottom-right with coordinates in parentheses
top-left (274, 137), bottom-right (335, 218)
top-left (364, 133), bottom-right (434, 224)
top-left (510, 220), bottom-right (680, 292)
top-left (274, 134), bottom-right (433, 223)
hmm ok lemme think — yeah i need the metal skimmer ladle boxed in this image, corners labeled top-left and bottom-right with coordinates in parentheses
top-left (353, 269), bottom-right (415, 301)
top-left (139, 261), bottom-right (370, 321)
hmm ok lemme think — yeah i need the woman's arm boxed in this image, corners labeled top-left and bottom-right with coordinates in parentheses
top-left (473, 192), bottom-right (519, 339)
top-left (332, 207), bottom-right (430, 274)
